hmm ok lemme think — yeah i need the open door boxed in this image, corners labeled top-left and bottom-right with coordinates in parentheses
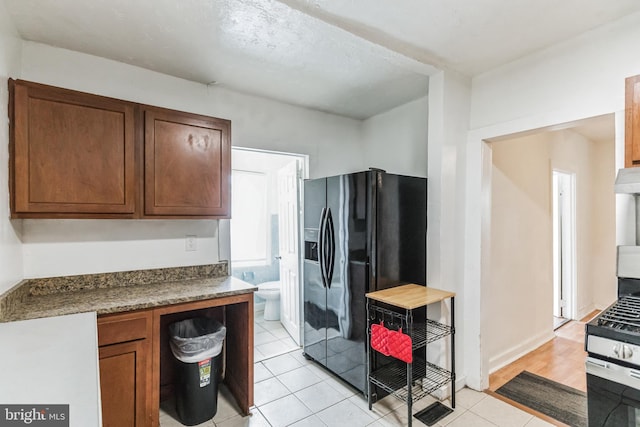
top-left (278, 160), bottom-right (301, 345)
top-left (552, 170), bottom-right (576, 329)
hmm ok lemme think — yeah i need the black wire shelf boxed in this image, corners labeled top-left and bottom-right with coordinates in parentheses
top-left (366, 290), bottom-right (456, 427)
top-left (369, 358), bottom-right (452, 403)
top-left (368, 305), bottom-right (453, 350)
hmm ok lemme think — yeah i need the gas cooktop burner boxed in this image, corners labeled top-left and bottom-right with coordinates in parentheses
top-left (597, 296), bottom-right (640, 332)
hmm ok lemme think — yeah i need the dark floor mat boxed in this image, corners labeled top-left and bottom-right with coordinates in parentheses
top-left (413, 401), bottom-right (453, 426)
top-left (495, 371), bottom-right (587, 427)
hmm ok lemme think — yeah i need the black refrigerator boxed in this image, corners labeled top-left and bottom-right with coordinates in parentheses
top-left (302, 170), bottom-right (426, 394)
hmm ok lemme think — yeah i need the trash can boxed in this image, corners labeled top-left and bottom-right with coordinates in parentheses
top-left (169, 317), bottom-right (226, 426)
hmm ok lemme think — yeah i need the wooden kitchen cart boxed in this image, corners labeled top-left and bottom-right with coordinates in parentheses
top-left (366, 284), bottom-right (455, 426)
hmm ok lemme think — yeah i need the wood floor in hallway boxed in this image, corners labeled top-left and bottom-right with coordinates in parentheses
top-left (488, 310), bottom-right (599, 393)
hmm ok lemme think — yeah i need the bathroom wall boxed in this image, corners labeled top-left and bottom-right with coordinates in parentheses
top-left (232, 214), bottom-right (280, 286)
top-left (229, 149), bottom-right (301, 308)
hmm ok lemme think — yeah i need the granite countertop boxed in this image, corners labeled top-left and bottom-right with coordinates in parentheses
top-left (0, 263), bottom-right (256, 322)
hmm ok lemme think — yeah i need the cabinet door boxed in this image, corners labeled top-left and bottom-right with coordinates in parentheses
top-left (144, 108), bottom-right (231, 217)
top-left (99, 340), bottom-right (149, 427)
top-left (626, 75), bottom-right (640, 167)
top-left (10, 80), bottom-right (136, 216)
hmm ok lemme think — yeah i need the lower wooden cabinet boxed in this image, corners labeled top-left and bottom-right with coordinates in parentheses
top-left (99, 340), bottom-right (149, 427)
top-left (98, 310), bottom-right (152, 427)
top-left (96, 293), bottom-right (254, 427)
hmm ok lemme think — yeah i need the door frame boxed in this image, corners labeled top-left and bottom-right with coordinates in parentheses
top-left (552, 169), bottom-right (577, 321)
top-left (220, 147), bottom-right (308, 345)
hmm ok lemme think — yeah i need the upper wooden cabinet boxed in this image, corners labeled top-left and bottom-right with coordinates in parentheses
top-left (9, 79), bottom-right (231, 219)
top-left (144, 108), bottom-right (230, 217)
top-left (626, 74), bottom-right (640, 167)
top-left (10, 80), bottom-right (136, 216)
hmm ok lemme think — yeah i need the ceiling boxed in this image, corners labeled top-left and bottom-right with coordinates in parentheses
top-left (570, 115), bottom-right (616, 144)
top-left (4, 0), bottom-right (640, 120)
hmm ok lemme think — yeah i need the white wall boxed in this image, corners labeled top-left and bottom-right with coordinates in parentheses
top-left (463, 14), bottom-right (640, 388)
top-left (0, 3), bottom-right (23, 294)
top-left (21, 43), bottom-right (365, 180)
top-left (550, 130), bottom-right (616, 315)
top-left (17, 42), bottom-right (365, 278)
top-left (362, 96), bottom-right (428, 177)
top-left (592, 136), bottom-right (618, 309)
top-left (22, 219), bottom-right (221, 278)
top-left (470, 12), bottom-right (640, 131)
top-left (489, 133), bottom-right (554, 372)
top-left (427, 70), bottom-right (471, 392)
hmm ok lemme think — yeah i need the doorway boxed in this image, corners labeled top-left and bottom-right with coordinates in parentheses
top-left (552, 170), bottom-right (576, 329)
top-left (229, 147), bottom-right (307, 349)
top-left (481, 114), bottom-right (616, 390)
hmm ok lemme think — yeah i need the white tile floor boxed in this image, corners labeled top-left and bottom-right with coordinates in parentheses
top-left (253, 317), bottom-right (299, 362)
top-left (160, 315), bottom-right (555, 427)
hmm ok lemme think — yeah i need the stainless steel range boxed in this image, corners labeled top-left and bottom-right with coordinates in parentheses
top-left (585, 258), bottom-right (640, 426)
top-left (584, 168), bottom-right (640, 425)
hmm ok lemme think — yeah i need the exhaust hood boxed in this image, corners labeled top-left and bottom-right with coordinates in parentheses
top-left (615, 168), bottom-right (640, 194)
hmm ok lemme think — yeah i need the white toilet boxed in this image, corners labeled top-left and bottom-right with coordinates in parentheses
top-left (255, 281), bottom-right (281, 321)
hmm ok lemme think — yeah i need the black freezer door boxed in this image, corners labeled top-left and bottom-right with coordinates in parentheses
top-left (375, 172), bottom-right (427, 289)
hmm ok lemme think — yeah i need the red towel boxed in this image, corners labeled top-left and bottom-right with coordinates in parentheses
top-left (387, 328), bottom-right (413, 363)
top-left (370, 322), bottom-right (390, 356)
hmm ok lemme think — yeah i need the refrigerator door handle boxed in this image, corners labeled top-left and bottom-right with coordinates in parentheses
top-left (322, 208), bottom-right (330, 288)
top-left (326, 208), bottom-right (335, 287)
top-left (318, 207), bottom-right (328, 288)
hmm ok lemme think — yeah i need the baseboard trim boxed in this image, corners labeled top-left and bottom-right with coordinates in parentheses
top-left (489, 330), bottom-right (556, 374)
top-left (430, 375), bottom-right (467, 402)
top-left (577, 304), bottom-right (597, 322)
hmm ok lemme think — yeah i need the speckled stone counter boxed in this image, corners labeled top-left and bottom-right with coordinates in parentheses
top-left (0, 262), bottom-right (256, 322)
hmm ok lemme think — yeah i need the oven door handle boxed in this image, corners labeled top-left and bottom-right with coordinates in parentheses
top-left (586, 358), bottom-right (609, 369)
top-left (587, 356), bottom-right (640, 389)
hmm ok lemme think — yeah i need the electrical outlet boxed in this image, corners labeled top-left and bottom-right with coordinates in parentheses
top-left (185, 235), bottom-right (197, 251)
